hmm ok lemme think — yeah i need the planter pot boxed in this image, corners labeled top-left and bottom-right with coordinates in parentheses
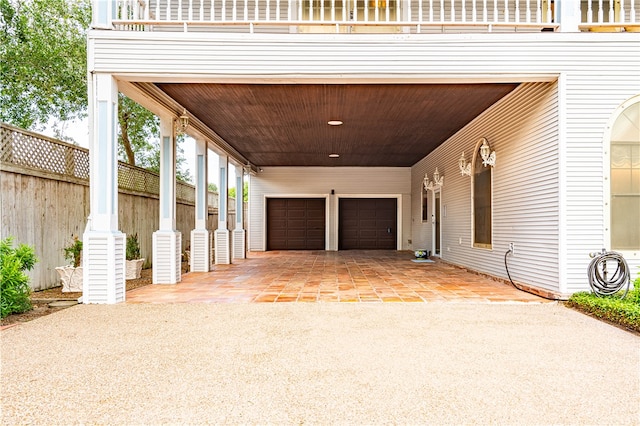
top-left (126, 258), bottom-right (145, 280)
top-left (55, 266), bottom-right (83, 292)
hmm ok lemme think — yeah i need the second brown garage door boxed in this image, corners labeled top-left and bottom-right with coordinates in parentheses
top-left (267, 198), bottom-right (326, 250)
top-left (339, 198), bottom-right (397, 250)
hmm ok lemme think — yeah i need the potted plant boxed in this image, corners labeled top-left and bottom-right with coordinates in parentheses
top-left (125, 233), bottom-right (145, 280)
top-left (55, 235), bottom-right (83, 292)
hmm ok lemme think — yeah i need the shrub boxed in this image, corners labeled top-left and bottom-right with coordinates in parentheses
top-left (63, 235), bottom-right (83, 267)
top-left (1, 237), bottom-right (38, 318)
top-left (567, 277), bottom-right (640, 333)
top-left (126, 233), bottom-right (141, 261)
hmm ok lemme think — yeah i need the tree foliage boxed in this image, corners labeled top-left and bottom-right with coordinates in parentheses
top-left (0, 0), bottom-right (90, 130)
top-left (1, 1), bottom-right (192, 180)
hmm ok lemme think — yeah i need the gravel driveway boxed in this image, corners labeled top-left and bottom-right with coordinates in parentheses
top-left (1, 302), bottom-right (638, 425)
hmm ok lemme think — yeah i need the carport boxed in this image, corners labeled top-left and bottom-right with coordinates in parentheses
top-left (126, 250), bottom-right (548, 303)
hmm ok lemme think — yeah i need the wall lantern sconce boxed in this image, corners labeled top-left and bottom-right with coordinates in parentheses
top-left (175, 109), bottom-right (189, 136)
top-left (458, 152), bottom-right (472, 176)
top-left (423, 167), bottom-right (444, 192)
top-left (479, 137), bottom-right (496, 167)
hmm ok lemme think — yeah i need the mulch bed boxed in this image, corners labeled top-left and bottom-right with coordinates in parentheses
top-left (1, 268), bottom-right (154, 327)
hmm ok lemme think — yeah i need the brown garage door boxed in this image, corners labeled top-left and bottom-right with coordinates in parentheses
top-left (267, 198), bottom-right (326, 250)
top-left (339, 198), bottom-right (397, 250)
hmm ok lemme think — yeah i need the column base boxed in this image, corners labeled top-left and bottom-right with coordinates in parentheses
top-left (232, 229), bottom-right (246, 260)
top-left (215, 228), bottom-right (231, 264)
top-left (152, 230), bottom-right (182, 284)
top-left (190, 229), bottom-right (211, 272)
top-left (82, 230), bottom-right (126, 304)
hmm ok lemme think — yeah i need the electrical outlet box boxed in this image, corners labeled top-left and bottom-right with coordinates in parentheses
top-left (509, 242), bottom-right (515, 254)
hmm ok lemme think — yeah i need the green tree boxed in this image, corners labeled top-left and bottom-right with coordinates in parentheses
top-left (116, 93), bottom-right (192, 182)
top-left (228, 181), bottom-right (248, 202)
top-left (1, 1), bottom-right (191, 180)
top-left (0, 0), bottom-right (90, 130)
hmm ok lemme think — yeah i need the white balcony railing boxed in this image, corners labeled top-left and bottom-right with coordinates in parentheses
top-left (106, 0), bottom-right (639, 33)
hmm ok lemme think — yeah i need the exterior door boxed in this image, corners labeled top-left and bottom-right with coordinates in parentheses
top-left (266, 198), bottom-right (326, 250)
top-left (339, 198), bottom-right (397, 249)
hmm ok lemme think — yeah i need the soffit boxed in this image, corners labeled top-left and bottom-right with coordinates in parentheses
top-left (155, 83), bottom-right (519, 167)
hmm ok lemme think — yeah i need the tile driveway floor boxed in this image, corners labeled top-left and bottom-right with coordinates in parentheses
top-left (127, 250), bottom-right (549, 303)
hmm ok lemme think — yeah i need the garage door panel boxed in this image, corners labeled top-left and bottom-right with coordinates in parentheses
top-left (267, 198), bottom-right (326, 250)
top-left (359, 219), bottom-right (377, 228)
top-left (307, 230), bottom-right (325, 239)
top-left (339, 198), bottom-right (397, 250)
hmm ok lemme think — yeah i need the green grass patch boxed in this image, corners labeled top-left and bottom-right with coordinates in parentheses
top-left (566, 278), bottom-right (640, 333)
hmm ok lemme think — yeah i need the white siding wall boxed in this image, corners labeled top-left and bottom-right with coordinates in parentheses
top-left (412, 82), bottom-right (561, 293)
top-left (89, 31), bottom-right (640, 293)
top-left (249, 167), bottom-right (411, 251)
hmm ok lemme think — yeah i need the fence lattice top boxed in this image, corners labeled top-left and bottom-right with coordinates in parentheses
top-left (1, 123), bottom-right (221, 209)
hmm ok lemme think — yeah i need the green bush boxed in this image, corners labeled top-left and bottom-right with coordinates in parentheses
top-left (567, 274), bottom-right (640, 333)
top-left (1, 237), bottom-right (38, 318)
top-left (126, 233), bottom-right (141, 261)
top-left (63, 235), bottom-right (83, 267)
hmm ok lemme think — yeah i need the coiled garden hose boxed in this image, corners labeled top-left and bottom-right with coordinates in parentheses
top-left (587, 250), bottom-right (630, 298)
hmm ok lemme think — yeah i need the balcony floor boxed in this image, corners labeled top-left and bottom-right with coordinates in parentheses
top-left (126, 250), bottom-right (549, 303)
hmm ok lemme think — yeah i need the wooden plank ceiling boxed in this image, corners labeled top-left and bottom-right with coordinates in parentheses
top-left (155, 83), bottom-right (519, 167)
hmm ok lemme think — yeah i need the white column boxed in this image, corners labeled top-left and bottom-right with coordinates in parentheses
top-left (557, 0), bottom-right (581, 32)
top-left (152, 116), bottom-right (182, 284)
top-left (190, 137), bottom-right (211, 271)
top-left (92, 0), bottom-right (116, 29)
top-left (232, 164), bottom-right (246, 259)
top-left (215, 154), bottom-right (231, 264)
top-left (83, 73), bottom-right (126, 304)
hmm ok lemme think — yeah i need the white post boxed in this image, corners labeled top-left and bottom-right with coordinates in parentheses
top-left (190, 137), bottom-right (211, 271)
top-left (557, 0), bottom-right (581, 32)
top-left (92, 0), bottom-right (116, 29)
top-left (152, 116), bottom-right (182, 284)
top-left (215, 154), bottom-right (231, 264)
top-left (83, 73), bottom-right (126, 304)
top-left (232, 164), bottom-right (246, 259)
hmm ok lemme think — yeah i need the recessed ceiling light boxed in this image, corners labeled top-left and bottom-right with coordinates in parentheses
top-left (329, 153), bottom-right (340, 158)
top-left (327, 120), bottom-right (343, 126)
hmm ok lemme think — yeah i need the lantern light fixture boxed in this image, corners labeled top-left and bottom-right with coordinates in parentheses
top-left (458, 152), bottom-right (471, 176)
top-left (423, 167), bottom-right (444, 192)
top-left (175, 109), bottom-right (189, 136)
top-left (479, 137), bottom-right (496, 167)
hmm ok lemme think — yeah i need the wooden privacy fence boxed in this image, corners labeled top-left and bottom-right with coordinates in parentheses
top-left (1, 122), bottom-right (239, 290)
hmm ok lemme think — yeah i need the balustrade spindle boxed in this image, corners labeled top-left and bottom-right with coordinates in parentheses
top-left (451, 0), bottom-right (455, 22)
top-left (619, 0), bottom-right (625, 23)
top-left (178, 0), bottom-right (182, 20)
top-left (166, 0), bottom-right (171, 21)
top-left (608, 0), bottom-right (614, 22)
top-left (597, 0), bottom-right (603, 23)
top-left (514, 0), bottom-right (519, 23)
top-left (525, 0), bottom-right (531, 23)
top-left (630, 0), bottom-right (636, 23)
top-left (255, 0), bottom-right (259, 21)
top-left (461, 0), bottom-right (466, 22)
top-left (504, 0), bottom-right (508, 22)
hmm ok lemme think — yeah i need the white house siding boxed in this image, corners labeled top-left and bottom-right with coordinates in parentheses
top-left (89, 31), bottom-right (640, 293)
top-left (563, 73), bottom-right (640, 293)
top-left (249, 167), bottom-right (411, 251)
top-left (412, 82), bottom-right (561, 294)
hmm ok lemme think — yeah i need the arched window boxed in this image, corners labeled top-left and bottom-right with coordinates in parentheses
top-left (473, 146), bottom-right (492, 248)
top-left (610, 100), bottom-right (640, 251)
